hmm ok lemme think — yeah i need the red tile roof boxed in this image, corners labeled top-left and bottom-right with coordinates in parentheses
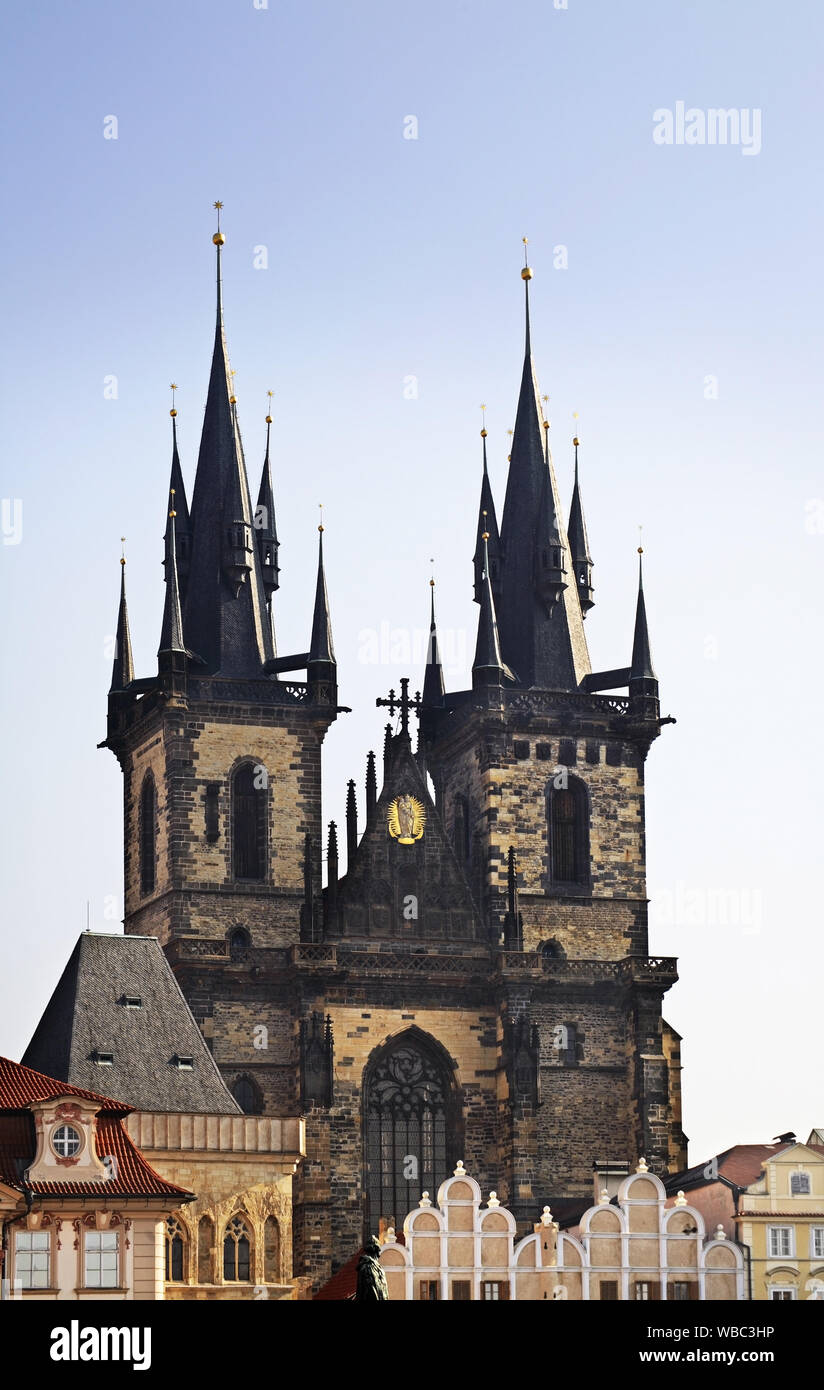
top-left (0, 1055), bottom-right (190, 1201)
top-left (0, 1055), bottom-right (131, 1113)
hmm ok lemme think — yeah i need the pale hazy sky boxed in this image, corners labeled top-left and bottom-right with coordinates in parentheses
top-left (1, 0), bottom-right (821, 1166)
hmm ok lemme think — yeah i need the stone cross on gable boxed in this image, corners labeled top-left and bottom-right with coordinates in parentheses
top-left (375, 677), bottom-right (421, 738)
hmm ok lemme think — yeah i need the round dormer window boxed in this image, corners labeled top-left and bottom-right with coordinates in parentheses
top-left (52, 1124), bottom-right (82, 1158)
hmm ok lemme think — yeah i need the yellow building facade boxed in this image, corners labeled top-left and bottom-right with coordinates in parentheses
top-left (736, 1138), bottom-right (824, 1300)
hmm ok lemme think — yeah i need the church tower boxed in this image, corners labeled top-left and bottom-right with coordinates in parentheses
top-left (102, 216), bottom-right (339, 1103)
top-left (418, 250), bottom-right (685, 1222)
top-left (103, 223), bottom-right (685, 1288)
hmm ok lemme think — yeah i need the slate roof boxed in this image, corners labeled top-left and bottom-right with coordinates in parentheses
top-left (0, 1056), bottom-right (190, 1199)
top-left (21, 933), bottom-right (241, 1115)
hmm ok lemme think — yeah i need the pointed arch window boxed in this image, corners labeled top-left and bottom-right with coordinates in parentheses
top-left (363, 1032), bottom-right (460, 1238)
top-left (165, 1217), bottom-right (186, 1283)
top-left (232, 762), bottom-right (266, 880)
top-left (547, 776), bottom-right (590, 887)
top-left (232, 1073), bottom-right (263, 1115)
top-left (223, 1215), bottom-right (251, 1282)
top-left (139, 772), bottom-right (156, 896)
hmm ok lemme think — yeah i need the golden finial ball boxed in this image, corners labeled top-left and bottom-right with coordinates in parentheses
top-left (521, 266), bottom-right (533, 281)
top-left (170, 408), bottom-right (177, 418)
top-left (229, 395), bottom-right (237, 404)
top-left (265, 415), bottom-right (272, 425)
top-left (542, 420), bottom-right (549, 430)
top-left (482, 531), bottom-right (490, 542)
top-left (573, 436), bottom-right (579, 447)
top-left (213, 231), bottom-right (225, 246)
top-left (638, 546), bottom-right (644, 555)
top-left (480, 428), bottom-right (488, 438)
top-left (120, 556), bottom-right (126, 566)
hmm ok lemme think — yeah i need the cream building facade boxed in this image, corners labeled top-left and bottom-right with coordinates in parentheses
top-left (380, 1160), bottom-right (744, 1300)
top-left (735, 1139), bottom-right (824, 1301)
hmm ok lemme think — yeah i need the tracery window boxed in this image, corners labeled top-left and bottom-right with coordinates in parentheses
top-left (165, 1217), bottom-right (185, 1282)
top-left (223, 1215), bottom-right (251, 1282)
top-left (364, 1034), bottom-right (457, 1236)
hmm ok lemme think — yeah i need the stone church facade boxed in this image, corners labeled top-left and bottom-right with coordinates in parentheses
top-left (102, 219), bottom-right (686, 1289)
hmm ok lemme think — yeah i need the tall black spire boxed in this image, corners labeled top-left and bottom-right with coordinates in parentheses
top-left (496, 244), bottom-right (590, 689)
top-left (165, 392), bottom-right (191, 599)
top-left (567, 433), bottom-right (594, 616)
top-left (109, 547), bottom-right (134, 693)
top-left (472, 418), bottom-right (500, 605)
top-left (255, 397), bottom-right (280, 601)
top-left (181, 207), bottom-right (275, 677)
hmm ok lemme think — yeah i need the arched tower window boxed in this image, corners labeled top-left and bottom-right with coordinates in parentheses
top-left (547, 776), bottom-right (590, 887)
top-left (165, 1216), bottom-right (186, 1282)
top-left (453, 795), bottom-right (470, 867)
top-left (232, 1073), bottom-right (263, 1115)
top-left (363, 1031), bottom-right (460, 1238)
top-left (232, 763), bottom-right (266, 880)
top-left (139, 772), bottom-right (156, 896)
top-left (229, 926), bottom-right (251, 961)
top-left (223, 1214), bottom-right (251, 1282)
top-left (263, 1216), bottom-right (280, 1283)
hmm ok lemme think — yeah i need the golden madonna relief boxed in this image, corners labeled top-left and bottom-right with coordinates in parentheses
top-left (387, 794), bottom-right (426, 844)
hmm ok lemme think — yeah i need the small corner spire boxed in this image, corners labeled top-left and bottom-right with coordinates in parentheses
top-left (165, 386), bottom-right (191, 596)
top-left (472, 529), bottom-right (512, 689)
top-left (109, 539), bottom-right (134, 693)
top-left (365, 750), bottom-right (377, 821)
top-left (158, 489), bottom-right (186, 663)
top-left (473, 409), bottom-right (501, 605)
top-left (308, 509), bottom-right (336, 674)
top-left (422, 564), bottom-right (445, 709)
top-left (567, 420), bottom-right (594, 617)
top-left (255, 390), bottom-right (280, 601)
top-left (630, 542), bottom-right (656, 683)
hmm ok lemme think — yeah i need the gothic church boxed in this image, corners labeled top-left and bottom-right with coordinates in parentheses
top-left (101, 221), bottom-right (686, 1286)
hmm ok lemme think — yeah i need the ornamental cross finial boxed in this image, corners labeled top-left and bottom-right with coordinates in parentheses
top-left (375, 676), bottom-right (421, 738)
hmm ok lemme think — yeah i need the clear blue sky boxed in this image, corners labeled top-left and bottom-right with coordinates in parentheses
top-left (1, 0), bottom-right (821, 1167)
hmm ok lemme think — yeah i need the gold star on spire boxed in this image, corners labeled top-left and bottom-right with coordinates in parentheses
top-left (213, 200), bottom-right (225, 246)
top-left (266, 389), bottom-right (273, 425)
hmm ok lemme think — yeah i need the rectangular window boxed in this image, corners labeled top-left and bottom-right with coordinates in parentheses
top-left (768, 1226), bottom-right (793, 1259)
top-left (790, 1172), bottom-right (811, 1195)
top-left (599, 1280), bottom-right (618, 1300)
top-left (419, 1280), bottom-right (440, 1300)
top-left (585, 740), bottom-right (600, 764)
top-left (669, 1281), bottom-right (695, 1301)
top-left (15, 1232), bottom-right (50, 1289)
top-left (94, 1052), bottom-right (114, 1066)
top-left (481, 1281), bottom-right (510, 1300)
top-left (451, 1281), bottom-right (471, 1300)
top-left (811, 1227), bottom-right (824, 1259)
top-left (513, 741), bottom-right (530, 760)
top-left (769, 1288), bottom-right (795, 1300)
top-left (634, 1281), bottom-right (660, 1301)
top-left (536, 743), bottom-right (552, 761)
top-left (85, 1232), bottom-right (119, 1289)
